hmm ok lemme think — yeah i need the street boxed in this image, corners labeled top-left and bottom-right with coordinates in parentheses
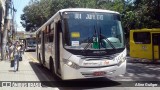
top-left (0, 51), bottom-right (160, 90)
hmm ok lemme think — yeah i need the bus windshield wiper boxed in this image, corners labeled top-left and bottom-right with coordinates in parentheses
top-left (103, 37), bottom-right (116, 50)
top-left (81, 26), bottom-right (117, 52)
top-left (83, 36), bottom-right (93, 50)
top-left (99, 28), bottom-right (116, 50)
top-left (81, 26), bottom-right (98, 52)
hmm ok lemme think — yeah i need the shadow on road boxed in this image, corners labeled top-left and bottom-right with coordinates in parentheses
top-left (27, 56), bottom-right (160, 89)
top-left (124, 61), bottom-right (160, 81)
top-left (25, 50), bottom-right (36, 52)
top-left (29, 62), bottom-right (122, 89)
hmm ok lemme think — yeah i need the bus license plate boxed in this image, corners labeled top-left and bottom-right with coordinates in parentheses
top-left (93, 71), bottom-right (106, 76)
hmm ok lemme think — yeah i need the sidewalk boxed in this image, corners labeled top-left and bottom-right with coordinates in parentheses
top-left (0, 53), bottom-right (58, 90)
top-left (0, 58), bottom-right (40, 81)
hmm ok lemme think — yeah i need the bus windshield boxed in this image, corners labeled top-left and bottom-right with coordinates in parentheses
top-left (63, 11), bottom-right (125, 50)
top-left (26, 38), bottom-right (36, 46)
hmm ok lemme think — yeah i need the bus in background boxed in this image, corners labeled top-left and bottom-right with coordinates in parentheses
top-left (130, 28), bottom-right (160, 62)
top-left (36, 8), bottom-right (126, 80)
top-left (24, 37), bottom-right (36, 51)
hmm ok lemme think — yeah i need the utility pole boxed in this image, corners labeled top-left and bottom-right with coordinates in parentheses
top-left (1, 0), bottom-right (11, 60)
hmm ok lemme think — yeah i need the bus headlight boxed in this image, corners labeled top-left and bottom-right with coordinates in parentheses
top-left (117, 55), bottom-right (126, 66)
top-left (63, 59), bottom-right (80, 69)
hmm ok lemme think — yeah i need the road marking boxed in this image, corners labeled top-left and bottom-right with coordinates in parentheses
top-left (25, 53), bottom-right (39, 63)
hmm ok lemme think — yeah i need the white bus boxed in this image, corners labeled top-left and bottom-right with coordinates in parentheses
top-left (25, 37), bottom-right (36, 51)
top-left (36, 8), bottom-right (126, 80)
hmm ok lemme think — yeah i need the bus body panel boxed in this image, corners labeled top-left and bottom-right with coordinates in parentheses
top-left (44, 42), bottom-right (53, 69)
top-left (130, 38), bottom-right (152, 59)
top-left (153, 46), bottom-right (159, 59)
top-left (130, 29), bottom-right (160, 61)
top-left (61, 49), bottom-right (126, 80)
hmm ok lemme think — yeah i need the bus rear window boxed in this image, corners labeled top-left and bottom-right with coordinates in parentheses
top-left (133, 32), bottom-right (151, 44)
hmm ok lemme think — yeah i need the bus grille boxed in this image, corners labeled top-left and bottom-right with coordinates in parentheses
top-left (77, 53), bottom-right (119, 60)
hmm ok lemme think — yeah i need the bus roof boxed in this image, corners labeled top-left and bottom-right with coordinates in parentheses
top-left (35, 8), bottom-right (120, 34)
top-left (59, 8), bottom-right (119, 14)
top-left (130, 28), bottom-right (160, 32)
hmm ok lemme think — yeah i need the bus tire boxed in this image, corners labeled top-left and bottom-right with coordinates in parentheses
top-left (39, 54), bottom-right (43, 66)
top-left (50, 58), bottom-right (60, 80)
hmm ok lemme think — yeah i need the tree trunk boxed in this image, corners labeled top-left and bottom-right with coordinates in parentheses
top-left (1, 21), bottom-right (8, 60)
top-left (1, 0), bottom-right (10, 60)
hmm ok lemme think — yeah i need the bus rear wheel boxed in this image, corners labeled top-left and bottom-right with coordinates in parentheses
top-left (50, 59), bottom-right (60, 80)
top-left (39, 54), bottom-right (43, 66)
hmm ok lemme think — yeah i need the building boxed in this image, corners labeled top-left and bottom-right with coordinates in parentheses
top-left (15, 31), bottom-right (25, 40)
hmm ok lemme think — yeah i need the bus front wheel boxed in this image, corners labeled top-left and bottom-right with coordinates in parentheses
top-left (39, 54), bottom-right (43, 66)
top-left (50, 58), bottom-right (60, 80)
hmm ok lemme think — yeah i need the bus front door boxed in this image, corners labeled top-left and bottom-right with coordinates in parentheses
top-left (42, 31), bottom-right (45, 64)
top-left (54, 21), bottom-right (61, 75)
top-left (152, 33), bottom-right (160, 61)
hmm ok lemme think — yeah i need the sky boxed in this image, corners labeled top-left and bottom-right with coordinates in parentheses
top-left (13, 0), bottom-right (30, 31)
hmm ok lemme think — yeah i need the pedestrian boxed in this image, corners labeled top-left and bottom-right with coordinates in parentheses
top-left (20, 41), bottom-right (25, 54)
top-left (13, 41), bottom-right (21, 72)
top-left (9, 42), bottom-right (14, 60)
top-left (8, 42), bottom-right (13, 60)
top-left (19, 44), bottom-right (23, 61)
top-left (5, 42), bottom-right (9, 60)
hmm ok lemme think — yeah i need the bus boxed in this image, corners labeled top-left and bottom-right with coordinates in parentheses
top-left (130, 28), bottom-right (160, 62)
top-left (25, 37), bottom-right (36, 51)
top-left (36, 8), bottom-right (126, 80)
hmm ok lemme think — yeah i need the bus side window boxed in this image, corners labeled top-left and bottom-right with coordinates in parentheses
top-left (153, 37), bottom-right (158, 45)
top-left (133, 32), bottom-right (151, 44)
top-left (57, 20), bottom-right (62, 32)
top-left (49, 22), bottom-right (54, 42)
top-left (44, 27), bottom-right (48, 43)
top-left (38, 31), bottom-right (41, 44)
top-left (49, 35), bottom-right (53, 42)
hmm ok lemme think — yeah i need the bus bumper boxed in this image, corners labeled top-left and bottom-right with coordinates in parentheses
top-left (61, 60), bottom-right (126, 80)
top-left (25, 47), bottom-right (36, 51)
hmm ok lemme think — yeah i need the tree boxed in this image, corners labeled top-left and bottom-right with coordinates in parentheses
top-left (21, 0), bottom-right (81, 32)
top-left (128, 0), bottom-right (160, 28)
top-left (1, 0), bottom-right (11, 60)
top-left (21, 0), bottom-right (44, 32)
top-left (21, 0), bottom-right (160, 33)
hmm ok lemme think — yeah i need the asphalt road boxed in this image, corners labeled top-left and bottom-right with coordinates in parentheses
top-left (25, 51), bottom-right (160, 90)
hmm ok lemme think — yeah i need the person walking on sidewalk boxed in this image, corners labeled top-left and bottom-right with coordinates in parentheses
top-left (13, 41), bottom-right (21, 72)
top-left (8, 42), bottom-right (13, 60)
top-left (5, 42), bottom-right (9, 60)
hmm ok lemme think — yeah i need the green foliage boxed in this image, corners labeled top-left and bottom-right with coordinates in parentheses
top-left (124, 0), bottom-right (160, 29)
top-left (21, 0), bottom-right (160, 34)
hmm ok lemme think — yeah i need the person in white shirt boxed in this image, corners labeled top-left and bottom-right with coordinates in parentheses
top-left (13, 41), bottom-right (21, 72)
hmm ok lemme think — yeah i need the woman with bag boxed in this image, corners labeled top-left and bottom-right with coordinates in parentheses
top-left (13, 41), bottom-right (21, 72)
